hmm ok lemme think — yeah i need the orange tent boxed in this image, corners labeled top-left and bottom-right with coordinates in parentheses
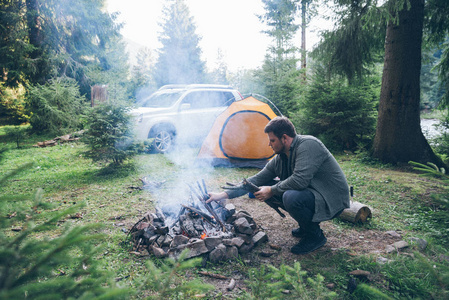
top-left (196, 96), bottom-right (277, 168)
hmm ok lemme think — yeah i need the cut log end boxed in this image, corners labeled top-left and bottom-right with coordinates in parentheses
top-left (339, 201), bottom-right (372, 224)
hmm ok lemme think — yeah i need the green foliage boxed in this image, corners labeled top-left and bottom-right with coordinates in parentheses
top-left (0, 84), bottom-right (29, 126)
top-left (243, 262), bottom-right (336, 299)
top-left (0, 164), bottom-right (128, 299)
top-left (312, 0), bottom-right (386, 84)
top-left (227, 69), bottom-right (264, 95)
top-left (153, 0), bottom-right (206, 86)
top-left (409, 161), bottom-right (447, 179)
top-left (83, 101), bottom-right (135, 165)
top-left (352, 283), bottom-right (392, 299)
top-left (131, 47), bottom-right (157, 100)
top-left (3, 125), bottom-right (28, 149)
top-left (431, 114), bottom-right (449, 162)
top-left (256, 0), bottom-right (301, 116)
top-left (259, 0), bottom-right (299, 47)
top-left (26, 77), bottom-right (86, 135)
top-left (135, 250), bottom-right (213, 299)
top-left (255, 58), bottom-right (303, 116)
top-left (0, 0), bottom-right (127, 99)
top-left (420, 47), bottom-right (445, 109)
top-left (409, 160), bottom-right (449, 243)
top-left (381, 253), bottom-right (449, 299)
top-left (292, 75), bottom-right (378, 151)
top-left (425, 0), bottom-right (449, 110)
top-left (0, 0), bottom-right (34, 88)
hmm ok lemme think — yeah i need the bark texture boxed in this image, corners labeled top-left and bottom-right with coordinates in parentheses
top-left (372, 0), bottom-right (442, 166)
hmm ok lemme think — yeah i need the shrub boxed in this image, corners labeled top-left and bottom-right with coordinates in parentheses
top-left (244, 262), bottom-right (337, 299)
top-left (26, 77), bottom-right (86, 135)
top-left (0, 164), bottom-right (128, 299)
top-left (432, 113), bottom-right (449, 163)
top-left (135, 250), bottom-right (214, 299)
top-left (83, 101), bottom-right (135, 165)
top-left (0, 83), bottom-right (29, 126)
top-left (292, 77), bottom-right (378, 151)
top-left (2, 125), bottom-right (28, 148)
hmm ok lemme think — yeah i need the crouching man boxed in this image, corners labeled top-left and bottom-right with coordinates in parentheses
top-left (207, 116), bottom-right (350, 254)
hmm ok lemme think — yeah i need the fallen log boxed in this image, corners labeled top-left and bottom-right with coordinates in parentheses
top-left (198, 271), bottom-right (228, 280)
top-left (338, 201), bottom-right (372, 224)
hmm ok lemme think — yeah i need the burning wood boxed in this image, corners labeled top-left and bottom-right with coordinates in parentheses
top-left (128, 179), bottom-right (269, 263)
top-left (181, 204), bottom-right (216, 225)
top-left (187, 181), bottom-right (226, 232)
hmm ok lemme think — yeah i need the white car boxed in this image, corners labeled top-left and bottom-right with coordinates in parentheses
top-left (132, 84), bottom-right (243, 153)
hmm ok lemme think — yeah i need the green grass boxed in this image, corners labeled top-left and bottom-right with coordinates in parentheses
top-left (1, 129), bottom-right (449, 299)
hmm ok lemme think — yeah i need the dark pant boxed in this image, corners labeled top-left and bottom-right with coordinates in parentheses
top-left (282, 189), bottom-right (321, 237)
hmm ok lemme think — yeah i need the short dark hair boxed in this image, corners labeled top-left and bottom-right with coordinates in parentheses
top-left (264, 116), bottom-right (297, 139)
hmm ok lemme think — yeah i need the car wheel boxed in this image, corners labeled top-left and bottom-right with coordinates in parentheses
top-left (153, 129), bottom-right (174, 153)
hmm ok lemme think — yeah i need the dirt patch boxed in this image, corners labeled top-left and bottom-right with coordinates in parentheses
top-left (198, 195), bottom-right (404, 297)
top-left (231, 196), bottom-right (401, 258)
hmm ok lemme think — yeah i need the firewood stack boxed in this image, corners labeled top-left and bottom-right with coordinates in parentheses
top-left (128, 180), bottom-right (268, 263)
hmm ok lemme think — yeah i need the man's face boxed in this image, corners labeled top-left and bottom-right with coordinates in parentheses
top-left (267, 132), bottom-right (286, 154)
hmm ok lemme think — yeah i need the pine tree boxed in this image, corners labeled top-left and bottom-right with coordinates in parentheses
top-left (314, 0), bottom-right (449, 166)
top-left (0, 0), bottom-right (127, 95)
top-left (256, 0), bottom-right (302, 116)
top-left (153, 0), bottom-right (206, 87)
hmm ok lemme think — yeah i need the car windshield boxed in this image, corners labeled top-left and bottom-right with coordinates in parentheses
top-left (141, 91), bottom-right (184, 108)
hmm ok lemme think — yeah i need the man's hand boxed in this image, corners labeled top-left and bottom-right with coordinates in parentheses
top-left (254, 186), bottom-right (273, 202)
top-left (206, 191), bottom-right (229, 204)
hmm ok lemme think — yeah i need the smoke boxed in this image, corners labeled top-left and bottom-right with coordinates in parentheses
top-left (136, 137), bottom-right (217, 226)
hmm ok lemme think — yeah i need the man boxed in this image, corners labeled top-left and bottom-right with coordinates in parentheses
top-left (207, 116), bottom-right (350, 254)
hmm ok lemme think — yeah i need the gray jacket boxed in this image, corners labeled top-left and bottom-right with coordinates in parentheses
top-left (227, 135), bottom-right (350, 222)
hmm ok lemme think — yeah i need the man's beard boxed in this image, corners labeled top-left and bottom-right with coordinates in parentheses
top-left (274, 141), bottom-right (286, 154)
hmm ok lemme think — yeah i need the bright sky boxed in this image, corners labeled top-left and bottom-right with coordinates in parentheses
top-left (106, 0), bottom-right (332, 71)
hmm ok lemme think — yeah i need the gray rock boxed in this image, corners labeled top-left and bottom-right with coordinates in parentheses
top-left (185, 239), bottom-right (209, 259)
top-left (234, 217), bottom-right (254, 235)
top-left (209, 244), bottom-right (226, 263)
top-left (376, 256), bottom-right (392, 264)
top-left (235, 211), bottom-right (254, 223)
top-left (385, 245), bottom-right (396, 253)
top-left (231, 237), bottom-right (245, 248)
top-left (393, 240), bottom-right (409, 249)
top-left (225, 203), bottom-right (236, 215)
top-left (409, 237), bottom-right (428, 251)
top-left (386, 240), bottom-right (409, 253)
top-left (238, 241), bottom-right (255, 254)
top-left (160, 235), bottom-right (173, 247)
top-left (236, 233), bottom-right (253, 244)
top-left (204, 236), bottom-right (223, 251)
top-left (253, 231), bottom-right (268, 246)
top-left (151, 245), bottom-right (167, 258)
top-left (170, 235), bottom-right (189, 248)
top-left (226, 245), bottom-right (239, 259)
top-left (386, 230), bottom-right (401, 238)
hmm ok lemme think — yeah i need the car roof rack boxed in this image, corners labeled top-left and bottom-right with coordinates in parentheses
top-left (159, 84), bottom-right (189, 90)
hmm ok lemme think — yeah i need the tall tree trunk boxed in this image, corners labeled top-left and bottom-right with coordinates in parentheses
top-left (26, 0), bottom-right (47, 84)
top-left (300, 0), bottom-right (307, 81)
top-left (301, 0), bottom-right (306, 69)
top-left (26, 0), bottom-right (41, 50)
top-left (372, 0), bottom-right (443, 166)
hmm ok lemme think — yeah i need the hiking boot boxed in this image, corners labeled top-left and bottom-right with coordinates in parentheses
top-left (291, 227), bottom-right (307, 238)
top-left (290, 231), bottom-right (327, 255)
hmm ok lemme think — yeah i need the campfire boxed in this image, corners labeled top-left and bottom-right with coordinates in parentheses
top-left (128, 180), bottom-right (268, 263)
